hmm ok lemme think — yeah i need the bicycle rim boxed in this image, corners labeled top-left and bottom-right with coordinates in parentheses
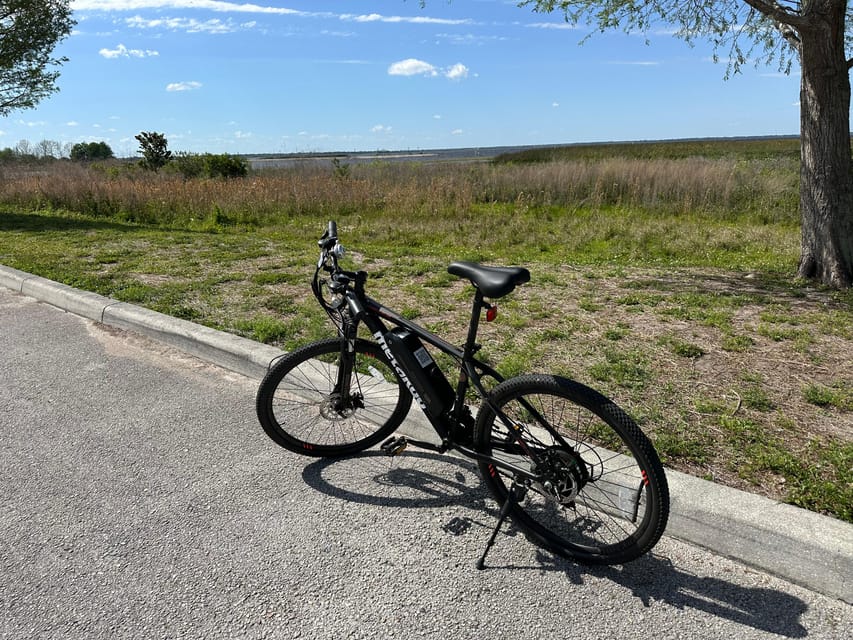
top-left (256, 338), bottom-right (412, 457)
top-left (476, 374), bottom-right (668, 565)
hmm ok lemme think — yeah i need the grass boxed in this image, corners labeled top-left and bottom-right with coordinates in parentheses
top-left (1, 138), bottom-right (851, 522)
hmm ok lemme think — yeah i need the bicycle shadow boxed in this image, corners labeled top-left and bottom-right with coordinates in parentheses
top-left (301, 450), bottom-right (809, 639)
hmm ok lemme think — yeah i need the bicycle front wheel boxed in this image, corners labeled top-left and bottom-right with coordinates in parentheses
top-left (475, 374), bottom-right (669, 565)
top-left (256, 338), bottom-right (412, 457)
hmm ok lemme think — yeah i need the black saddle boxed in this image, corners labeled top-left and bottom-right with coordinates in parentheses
top-left (447, 261), bottom-right (531, 298)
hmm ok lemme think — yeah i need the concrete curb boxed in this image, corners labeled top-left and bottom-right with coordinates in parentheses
top-left (1, 264), bottom-right (851, 603)
top-left (0, 265), bottom-right (284, 381)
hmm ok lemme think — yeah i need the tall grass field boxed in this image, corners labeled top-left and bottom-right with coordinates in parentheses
top-left (1, 137), bottom-right (850, 522)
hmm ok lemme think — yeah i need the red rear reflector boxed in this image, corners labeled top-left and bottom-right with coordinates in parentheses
top-left (486, 305), bottom-right (498, 322)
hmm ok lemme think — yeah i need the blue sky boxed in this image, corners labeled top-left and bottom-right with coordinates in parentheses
top-left (1, 0), bottom-right (804, 156)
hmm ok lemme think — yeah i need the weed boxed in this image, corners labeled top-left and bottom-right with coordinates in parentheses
top-left (588, 348), bottom-right (651, 391)
top-left (740, 386), bottom-right (775, 412)
top-left (802, 382), bottom-right (853, 411)
top-left (653, 423), bottom-right (712, 466)
top-left (261, 294), bottom-right (297, 315)
top-left (658, 334), bottom-right (705, 358)
top-left (604, 326), bottom-right (629, 341)
top-left (721, 333), bottom-right (754, 352)
top-left (234, 315), bottom-right (291, 344)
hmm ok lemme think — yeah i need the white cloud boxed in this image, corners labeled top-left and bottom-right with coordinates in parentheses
top-left (552, 102), bottom-right (559, 108)
top-left (371, 124), bottom-right (392, 134)
top-left (125, 15), bottom-right (249, 34)
top-left (451, 129), bottom-right (464, 136)
top-left (67, 121), bottom-right (80, 126)
top-left (99, 43), bottom-right (159, 58)
top-left (340, 13), bottom-right (472, 26)
top-left (72, 1), bottom-right (472, 27)
top-left (166, 81), bottom-right (202, 92)
top-left (527, 22), bottom-right (580, 30)
top-left (72, 1), bottom-right (311, 15)
top-left (389, 59), bottom-right (472, 80)
top-left (388, 58), bottom-right (437, 77)
top-left (445, 63), bottom-right (469, 80)
top-left (435, 32), bottom-right (509, 45)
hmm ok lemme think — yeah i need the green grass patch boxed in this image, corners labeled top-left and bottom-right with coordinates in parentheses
top-left (657, 334), bottom-right (705, 358)
top-left (802, 382), bottom-right (853, 411)
top-left (588, 348), bottom-right (651, 391)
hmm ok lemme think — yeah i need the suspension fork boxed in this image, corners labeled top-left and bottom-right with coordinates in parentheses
top-left (332, 308), bottom-right (361, 406)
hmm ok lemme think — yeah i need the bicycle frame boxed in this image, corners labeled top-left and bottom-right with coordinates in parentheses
top-left (327, 275), bottom-right (564, 486)
top-left (341, 283), bottom-right (499, 434)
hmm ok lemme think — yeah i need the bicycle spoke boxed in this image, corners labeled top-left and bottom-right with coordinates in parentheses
top-left (476, 374), bottom-right (668, 564)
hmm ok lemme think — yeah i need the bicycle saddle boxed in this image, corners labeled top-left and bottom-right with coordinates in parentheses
top-left (447, 261), bottom-right (531, 298)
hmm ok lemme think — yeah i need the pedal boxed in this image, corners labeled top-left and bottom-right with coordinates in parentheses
top-left (381, 436), bottom-right (408, 456)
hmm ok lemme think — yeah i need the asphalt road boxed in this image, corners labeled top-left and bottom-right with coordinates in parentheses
top-left (1, 288), bottom-right (851, 639)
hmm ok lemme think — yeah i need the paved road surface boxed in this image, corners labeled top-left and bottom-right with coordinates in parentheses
top-left (1, 288), bottom-right (850, 639)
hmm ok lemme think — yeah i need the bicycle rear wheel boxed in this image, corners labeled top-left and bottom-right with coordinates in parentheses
top-left (256, 338), bottom-right (412, 457)
top-left (475, 374), bottom-right (668, 565)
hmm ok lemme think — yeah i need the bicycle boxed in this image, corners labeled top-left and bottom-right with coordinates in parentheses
top-left (256, 221), bottom-right (669, 568)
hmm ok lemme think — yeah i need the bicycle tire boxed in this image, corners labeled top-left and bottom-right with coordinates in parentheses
top-left (256, 338), bottom-right (412, 457)
top-left (475, 374), bottom-right (669, 565)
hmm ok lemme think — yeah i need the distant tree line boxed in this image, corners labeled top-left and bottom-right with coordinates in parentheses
top-left (0, 139), bottom-right (74, 161)
top-left (0, 139), bottom-right (115, 162)
top-left (1, 133), bottom-right (248, 179)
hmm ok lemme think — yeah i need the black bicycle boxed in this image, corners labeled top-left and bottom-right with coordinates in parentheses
top-left (256, 221), bottom-right (669, 568)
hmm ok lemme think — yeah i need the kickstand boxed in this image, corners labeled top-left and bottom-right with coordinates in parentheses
top-left (476, 480), bottom-right (527, 570)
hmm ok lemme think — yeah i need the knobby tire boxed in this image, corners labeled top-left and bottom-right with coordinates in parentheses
top-left (475, 374), bottom-right (669, 565)
top-left (256, 338), bottom-right (412, 457)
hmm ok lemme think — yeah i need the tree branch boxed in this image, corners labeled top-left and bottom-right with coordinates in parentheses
top-left (741, 0), bottom-right (809, 28)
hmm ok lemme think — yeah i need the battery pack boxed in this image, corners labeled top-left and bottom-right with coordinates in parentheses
top-left (383, 328), bottom-right (455, 419)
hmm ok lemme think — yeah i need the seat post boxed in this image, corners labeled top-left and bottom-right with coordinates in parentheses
top-left (462, 289), bottom-right (485, 360)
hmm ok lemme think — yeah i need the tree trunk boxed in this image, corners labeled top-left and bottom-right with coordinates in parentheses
top-left (796, 1), bottom-right (853, 288)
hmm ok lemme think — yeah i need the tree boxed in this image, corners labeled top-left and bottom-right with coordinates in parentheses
top-left (70, 141), bottom-right (114, 162)
top-left (135, 131), bottom-right (172, 172)
top-left (35, 138), bottom-right (61, 159)
top-left (0, 1), bottom-right (75, 116)
top-left (518, 1), bottom-right (852, 288)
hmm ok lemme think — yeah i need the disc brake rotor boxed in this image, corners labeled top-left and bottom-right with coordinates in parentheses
top-left (319, 393), bottom-right (361, 420)
top-left (533, 447), bottom-right (589, 505)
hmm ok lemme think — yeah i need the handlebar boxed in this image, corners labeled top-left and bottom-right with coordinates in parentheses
top-left (314, 221), bottom-right (366, 313)
top-left (318, 220), bottom-right (338, 250)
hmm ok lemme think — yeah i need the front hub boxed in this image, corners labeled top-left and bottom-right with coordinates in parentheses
top-left (319, 392), bottom-right (362, 419)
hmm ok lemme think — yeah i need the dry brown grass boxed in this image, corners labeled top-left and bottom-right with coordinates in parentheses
top-left (0, 154), bottom-right (797, 228)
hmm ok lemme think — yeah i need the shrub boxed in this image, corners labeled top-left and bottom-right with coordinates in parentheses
top-left (168, 152), bottom-right (206, 179)
top-left (70, 141), bottom-right (114, 162)
top-left (204, 153), bottom-right (248, 178)
top-left (167, 153), bottom-right (248, 179)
